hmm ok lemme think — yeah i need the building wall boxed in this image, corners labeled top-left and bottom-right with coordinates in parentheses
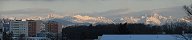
top-left (46, 21), bottom-right (62, 40)
top-left (10, 21), bottom-right (28, 37)
top-left (27, 20), bottom-right (42, 37)
top-left (47, 21), bottom-right (62, 33)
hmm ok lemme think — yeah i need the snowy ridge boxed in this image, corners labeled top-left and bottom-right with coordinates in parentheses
top-left (72, 15), bottom-right (113, 24)
top-left (46, 13), bottom-right (191, 26)
top-left (2, 5), bottom-right (192, 26)
top-left (3, 11), bottom-right (191, 26)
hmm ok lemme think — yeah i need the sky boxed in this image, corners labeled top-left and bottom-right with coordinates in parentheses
top-left (0, 0), bottom-right (191, 16)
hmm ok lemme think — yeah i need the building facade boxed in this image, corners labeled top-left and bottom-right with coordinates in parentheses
top-left (46, 21), bottom-right (62, 40)
top-left (27, 20), bottom-right (43, 37)
top-left (46, 21), bottom-right (62, 33)
top-left (10, 20), bottom-right (28, 37)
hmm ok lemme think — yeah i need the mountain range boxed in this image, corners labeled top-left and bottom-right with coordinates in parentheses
top-left (1, 5), bottom-right (192, 26)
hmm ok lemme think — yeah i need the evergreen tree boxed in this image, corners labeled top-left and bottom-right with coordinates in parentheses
top-left (3, 32), bottom-right (13, 40)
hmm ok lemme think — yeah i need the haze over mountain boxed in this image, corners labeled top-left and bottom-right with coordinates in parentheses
top-left (1, 5), bottom-right (189, 18)
top-left (0, 8), bottom-right (53, 17)
top-left (1, 5), bottom-right (192, 26)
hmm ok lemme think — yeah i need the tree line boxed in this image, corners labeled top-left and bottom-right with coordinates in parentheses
top-left (62, 22), bottom-right (192, 40)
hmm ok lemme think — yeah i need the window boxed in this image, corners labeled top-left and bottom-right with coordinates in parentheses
top-left (13, 27), bottom-right (19, 28)
top-left (14, 22), bottom-right (19, 23)
top-left (13, 24), bottom-right (20, 26)
top-left (13, 29), bottom-right (19, 30)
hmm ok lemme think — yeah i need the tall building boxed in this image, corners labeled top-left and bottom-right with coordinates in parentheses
top-left (46, 21), bottom-right (62, 33)
top-left (27, 20), bottom-right (43, 37)
top-left (46, 21), bottom-right (62, 40)
top-left (10, 20), bottom-right (28, 37)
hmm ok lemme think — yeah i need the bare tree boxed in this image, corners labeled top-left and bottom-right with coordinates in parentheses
top-left (175, 34), bottom-right (192, 40)
top-left (174, 4), bottom-right (192, 40)
top-left (3, 32), bottom-right (13, 40)
top-left (183, 5), bottom-right (192, 16)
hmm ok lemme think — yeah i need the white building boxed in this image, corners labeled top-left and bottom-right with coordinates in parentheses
top-left (10, 20), bottom-right (28, 37)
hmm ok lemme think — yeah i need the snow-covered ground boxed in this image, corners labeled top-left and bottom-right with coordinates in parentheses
top-left (100, 35), bottom-right (184, 40)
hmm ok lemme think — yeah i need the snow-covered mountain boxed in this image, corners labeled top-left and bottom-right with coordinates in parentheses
top-left (47, 15), bottom-right (114, 26)
top-left (48, 13), bottom-right (187, 26)
top-left (85, 6), bottom-right (186, 19)
top-left (119, 13), bottom-right (178, 25)
top-left (2, 5), bottom-right (192, 26)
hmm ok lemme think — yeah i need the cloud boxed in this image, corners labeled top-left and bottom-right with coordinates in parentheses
top-left (0, 0), bottom-right (62, 1)
top-left (0, 0), bottom-right (191, 16)
top-left (0, 8), bottom-right (53, 17)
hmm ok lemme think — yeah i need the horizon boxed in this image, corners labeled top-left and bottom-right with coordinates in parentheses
top-left (1, 0), bottom-right (192, 40)
top-left (0, 0), bottom-right (191, 17)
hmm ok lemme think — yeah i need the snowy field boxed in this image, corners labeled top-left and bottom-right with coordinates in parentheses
top-left (100, 35), bottom-right (184, 40)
